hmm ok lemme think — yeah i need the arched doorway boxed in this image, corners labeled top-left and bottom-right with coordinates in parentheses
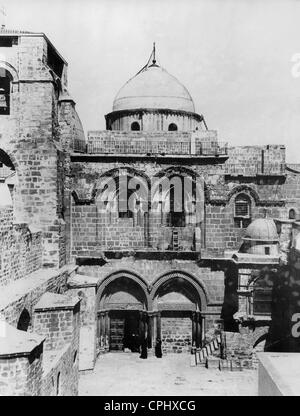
top-left (98, 272), bottom-right (149, 353)
top-left (152, 272), bottom-right (207, 354)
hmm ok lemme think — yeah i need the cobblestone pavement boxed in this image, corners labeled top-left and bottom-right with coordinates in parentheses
top-left (79, 353), bottom-right (258, 396)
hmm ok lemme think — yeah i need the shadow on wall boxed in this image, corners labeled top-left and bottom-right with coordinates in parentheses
top-left (221, 263), bottom-right (239, 332)
top-left (265, 263), bottom-right (300, 353)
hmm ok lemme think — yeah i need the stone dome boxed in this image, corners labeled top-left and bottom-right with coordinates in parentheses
top-left (113, 63), bottom-right (195, 113)
top-left (243, 218), bottom-right (279, 242)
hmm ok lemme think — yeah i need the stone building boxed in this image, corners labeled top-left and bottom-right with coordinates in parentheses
top-left (0, 28), bottom-right (300, 395)
top-left (0, 27), bottom-right (83, 395)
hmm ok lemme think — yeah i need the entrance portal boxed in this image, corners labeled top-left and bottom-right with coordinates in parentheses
top-left (109, 310), bottom-right (141, 352)
top-left (98, 274), bottom-right (149, 353)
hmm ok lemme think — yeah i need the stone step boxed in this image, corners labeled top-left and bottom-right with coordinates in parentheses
top-left (190, 354), bottom-right (196, 367)
top-left (230, 360), bottom-right (243, 372)
top-left (213, 339), bottom-right (219, 350)
top-left (206, 358), bottom-right (220, 369)
top-left (219, 359), bottom-right (231, 371)
top-left (219, 359), bottom-right (243, 372)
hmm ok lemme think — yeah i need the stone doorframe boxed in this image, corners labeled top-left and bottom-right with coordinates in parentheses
top-left (96, 269), bottom-right (209, 353)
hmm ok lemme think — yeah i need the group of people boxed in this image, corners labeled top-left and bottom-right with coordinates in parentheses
top-left (139, 338), bottom-right (162, 359)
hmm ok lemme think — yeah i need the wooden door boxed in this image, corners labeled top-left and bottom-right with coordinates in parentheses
top-left (109, 314), bottom-right (125, 351)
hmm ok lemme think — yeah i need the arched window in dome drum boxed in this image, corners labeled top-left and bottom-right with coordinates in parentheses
top-left (234, 194), bottom-right (251, 228)
top-left (168, 123), bottom-right (178, 131)
top-left (289, 208), bottom-right (296, 220)
top-left (131, 121), bottom-right (140, 131)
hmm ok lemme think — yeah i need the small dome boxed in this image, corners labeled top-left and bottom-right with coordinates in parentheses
top-left (113, 64), bottom-right (195, 113)
top-left (243, 218), bottom-right (279, 242)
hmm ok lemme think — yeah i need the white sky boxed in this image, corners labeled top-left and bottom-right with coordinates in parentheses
top-left (2, 0), bottom-right (300, 162)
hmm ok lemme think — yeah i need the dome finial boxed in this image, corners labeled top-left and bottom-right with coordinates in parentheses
top-left (152, 42), bottom-right (156, 65)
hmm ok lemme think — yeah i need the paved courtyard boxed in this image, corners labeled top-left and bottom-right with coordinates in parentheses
top-left (79, 353), bottom-right (258, 396)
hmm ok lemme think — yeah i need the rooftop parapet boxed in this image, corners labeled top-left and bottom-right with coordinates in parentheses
top-left (73, 130), bottom-right (228, 157)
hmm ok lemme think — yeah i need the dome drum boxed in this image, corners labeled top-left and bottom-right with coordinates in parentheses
top-left (105, 108), bottom-right (204, 132)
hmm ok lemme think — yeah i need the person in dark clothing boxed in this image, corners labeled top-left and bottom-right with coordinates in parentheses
top-left (140, 337), bottom-right (148, 359)
top-left (155, 338), bottom-right (162, 358)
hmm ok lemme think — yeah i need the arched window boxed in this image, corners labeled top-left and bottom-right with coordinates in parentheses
top-left (167, 177), bottom-right (186, 228)
top-left (289, 208), bottom-right (296, 220)
top-left (253, 273), bottom-right (273, 316)
top-left (118, 178), bottom-right (134, 219)
top-left (0, 69), bottom-right (12, 115)
top-left (131, 122), bottom-right (140, 131)
top-left (168, 123), bottom-right (178, 131)
top-left (17, 308), bottom-right (31, 332)
top-left (234, 194), bottom-right (251, 228)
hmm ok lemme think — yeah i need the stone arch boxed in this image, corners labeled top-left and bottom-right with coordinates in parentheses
top-left (152, 166), bottom-right (204, 229)
top-left (97, 166), bottom-right (151, 187)
top-left (150, 271), bottom-right (208, 353)
top-left (154, 165), bottom-right (199, 179)
top-left (97, 270), bottom-right (151, 352)
top-left (253, 332), bottom-right (268, 349)
top-left (17, 308), bottom-right (31, 332)
top-left (0, 62), bottom-right (18, 117)
top-left (93, 167), bottom-right (151, 210)
top-left (97, 269), bottom-right (151, 309)
top-left (0, 61), bottom-right (19, 82)
top-left (0, 148), bottom-right (17, 204)
top-left (150, 270), bottom-right (208, 311)
top-left (227, 185), bottom-right (260, 204)
top-left (94, 168), bottom-right (151, 226)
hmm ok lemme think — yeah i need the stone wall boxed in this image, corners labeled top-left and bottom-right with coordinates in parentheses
top-left (0, 342), bottom-right (43, 396)
top-left (42, 342), bottom-right (79, 396)
top-left (0, 205), bottom-right (42, 287)
top-left (161, 312), bottom-right (192, 354)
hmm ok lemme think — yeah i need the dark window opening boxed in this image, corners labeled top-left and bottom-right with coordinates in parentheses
top-left (265, 247), bottom-right (270, 255)
top-left (168, 123), bottom-right (178, 131)
top-left (253, 289), bottom-right (272, 315)
top-left (47, 44), bottom-right (64, 78)
top-left (234, 194), bottom-right (251, 228)
top-left (131, 121), bottom-right (140, 131)
top-left (118, 179), bottom-right (135, 219)
top-left (167, 182), bottom-right (185, 227)
top-left (0, 69), bottom-right (11, 115)
top-left (0, 36), bottom-right (17, 47)
top-left (17, 309), bottom-right (31, 332)
top-left (253, 275), bottom-right (273, 316)
top-left (289, 209), bottom-right (296, 220)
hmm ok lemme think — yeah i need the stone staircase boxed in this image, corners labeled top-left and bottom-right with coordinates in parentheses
top-left (190, 334), bottom-right (243, 371)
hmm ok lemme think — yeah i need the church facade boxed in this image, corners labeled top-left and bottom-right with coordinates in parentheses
top-left (0, 28), bottom-right (300, 395)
